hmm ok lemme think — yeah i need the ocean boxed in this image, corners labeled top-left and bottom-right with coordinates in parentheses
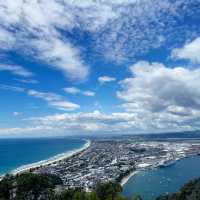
top-left (123, 155), bottom-right (200, 200)
top-left (1, 136), bottom-right (200, 200)
top-left (0, 137), bottom-right (86, 175)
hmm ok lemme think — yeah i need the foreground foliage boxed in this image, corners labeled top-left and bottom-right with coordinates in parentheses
top-left (0, 172), bottom-right (200, 200)
top-left (0, 173), bottom-right (126, 200)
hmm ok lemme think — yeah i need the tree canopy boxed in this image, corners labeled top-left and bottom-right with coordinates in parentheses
top-left (1, 172), bottom-right (200, 200)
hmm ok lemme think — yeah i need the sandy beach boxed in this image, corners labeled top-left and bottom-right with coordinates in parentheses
top-left (120, 171), bottom-right (139, 186)
top-left (10, 139), bottom-right (91, 176)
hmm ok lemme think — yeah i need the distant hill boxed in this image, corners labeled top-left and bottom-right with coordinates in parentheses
top-left (141, 131), bottom-right (200, 140)
top-left (122, 130), bottom-right (200, 140)
top-left (86, 130), bottom-right (200, 140)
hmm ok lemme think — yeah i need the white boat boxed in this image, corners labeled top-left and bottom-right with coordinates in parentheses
top-left (159, 159), bottom-right (175, 168)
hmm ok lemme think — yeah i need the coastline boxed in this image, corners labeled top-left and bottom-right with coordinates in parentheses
top-left (120, 171), bottom-right (139, 186)
top-left (9, 139), bottom-right (91, 176)
top-left (120, 154), bottom-right (199, 188)
top-left (122, 156), bottom-right (200, 200)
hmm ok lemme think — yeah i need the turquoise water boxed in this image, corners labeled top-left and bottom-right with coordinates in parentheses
top-left (123, 156), bottom-right (200, 200)
top-left (0, 138), bottom-right (86, 175)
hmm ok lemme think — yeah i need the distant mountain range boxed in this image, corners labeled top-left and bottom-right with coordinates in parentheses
top-left (85, 130), bottom-right (200, 140)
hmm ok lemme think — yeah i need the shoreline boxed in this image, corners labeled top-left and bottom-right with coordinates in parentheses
top-left (120, 171), bottom-right (139, 186)
top-left (6, 139), bottom-right (91, 177)
top-left (120, 154), bottom-right (200, 187)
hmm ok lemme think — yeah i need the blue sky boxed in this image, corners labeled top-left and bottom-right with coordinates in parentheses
top-left (0, 0), bottom-right (200, 137)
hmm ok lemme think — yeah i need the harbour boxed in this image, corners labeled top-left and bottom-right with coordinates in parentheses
top-left (123, 155), bottom-right (200, 200)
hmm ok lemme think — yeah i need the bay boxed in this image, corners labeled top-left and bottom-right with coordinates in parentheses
top-left (123, 156), bottom-right (200, 200)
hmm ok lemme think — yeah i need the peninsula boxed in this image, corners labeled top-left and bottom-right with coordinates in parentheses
top-left (31, 139), bottom-right (200, 191)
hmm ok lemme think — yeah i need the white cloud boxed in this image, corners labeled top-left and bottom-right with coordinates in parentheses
top-left (1, 104), bottom-right (199, 137)
top-left (82, 91), bottom-right (95, 97)
top-left (27, 90), bottom-right (61, 102)
top-left (25, 108), bottom-right (197, 136)
top-left (0, 84), bottom-right (79, 111)
top-left (0, 1), bottom-right (200, 137)
top-left (49, 101), bottom-right (79, 111)
top-left (117, 61), bottom-right (200, 131)
top-left (171, 37), bottom-right (200, 63)
top-left (98, 76), bottom-right (116, 84)
top-left (13, 112), bottom-right (22, 116)
top-left (64, 87), bottom-right (80, 94)
top-left (94, 0), bottom-right (200, 63)
top-left (0, 0), bottom-right (199, 71)
top-left (0, 0), bottom-right (89, 81)
top-left (0, 28), bottom-right (15, 50)
top-left (25, 111), bottom-right (140, 135)
top-left (0, 64), bottom-right (33, 77)
top-left (0, 84), bottom-right (25, 92)
top-left (15, 79), bottom-right (39, 84)
top-left (64, 87), bottom-right (95, 96)
top-left (0, 126), bottom-right (56, 138)
top-left (31, 37), bottom-right (89, 81)
top-left (27, 89), bottom-right (79, 111)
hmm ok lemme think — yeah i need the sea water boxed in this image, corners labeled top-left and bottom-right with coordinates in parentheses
top-left (0, 137), bottom-right (86, 175)
top-left (123, 155), bottom-right (200, 200)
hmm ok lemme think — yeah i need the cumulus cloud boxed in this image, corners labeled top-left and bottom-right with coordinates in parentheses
top-left (64, 87), bottom-right (95, 96)
top-left (98, 76), bottom-right (116, 84)
top-left (1, 104), bottom-right (199, 137)
top-left (27, 89), bottom-right (80, 111)
top-left (24, 107), bottom-right (197, 136)
top-left (0, 64), bottom-right (33, 77)
top-left (1, 112), bottom-right (93, 137)
top-left (1, 1), bottom-right (200, 137)
top-left (172, 37), bottom-right (200, 63)
top-left (117, 61), bottom-right (200, 131)
top-left (25, 110), bottom-right (140, 135)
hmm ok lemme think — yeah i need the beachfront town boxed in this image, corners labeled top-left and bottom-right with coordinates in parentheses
top-left (34, 139), bottom-right (200, 191)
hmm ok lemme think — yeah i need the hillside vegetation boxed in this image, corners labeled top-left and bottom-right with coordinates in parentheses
top-left (0, 173), bottom-right (200, 200)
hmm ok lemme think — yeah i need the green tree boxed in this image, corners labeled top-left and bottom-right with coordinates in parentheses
top-left (15, 173), bottom-right (54, 200)
top-left (115, 195), bottom-right (127, 200)
top-left (95, 182), bottom-right (122, 200)
top-left (59, 189), bottom-right (75, 200)
top-left (132, 194), bottom-right (143, 200)
top-left (0, 175), bottom-right (13, 200)
top-left (72, 190), bottom-right (86, 200)
top-left (85, 192), bottom-right (100, 200)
